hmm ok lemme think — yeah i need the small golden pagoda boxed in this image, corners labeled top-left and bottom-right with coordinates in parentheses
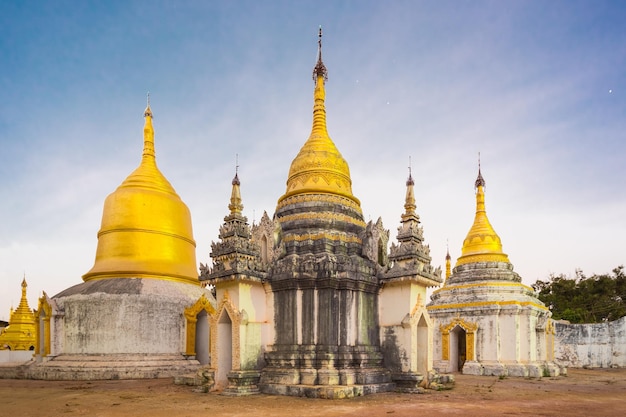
top-left (0, 278), bottom-right (36, 351)
top-left (428, 164), bottom-right (560, 377)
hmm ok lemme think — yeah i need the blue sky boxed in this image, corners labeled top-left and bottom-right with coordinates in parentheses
top-left (1, 1), bottom-right (625, 319)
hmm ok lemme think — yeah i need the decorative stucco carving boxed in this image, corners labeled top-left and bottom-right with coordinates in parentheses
top-left (362, 217), bottom-right (389, 267)
top-left (440, 317), bottom-right (479, 362)
top-left (251, 211), bottom-right (282, 266)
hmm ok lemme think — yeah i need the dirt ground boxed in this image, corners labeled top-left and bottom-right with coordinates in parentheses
top-left (1, 368), bottom-right (624, 417)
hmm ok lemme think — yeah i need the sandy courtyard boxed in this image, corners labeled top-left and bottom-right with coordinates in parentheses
top-left (1, 368), bottom-right (624, 417)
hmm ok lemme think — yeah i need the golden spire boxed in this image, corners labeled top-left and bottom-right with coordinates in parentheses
top-left (83, 100), bottom-right (198, 284)
top-left (445, 244), bottom-right (451, 281)
top-left (142, 93), bottom-right (155, 162)
top-left (279, 27), bottom-right (359, 205)
top-left (403, 158), bottom-right (417, 220)
top-left (456, 162), bottom-right (510, 266)
top-left (228, 157), bottom-right (243, 215)
top-left (14, 276), bottom-right (32, 318)
top-left (113, 94), bottom-right (175, 194)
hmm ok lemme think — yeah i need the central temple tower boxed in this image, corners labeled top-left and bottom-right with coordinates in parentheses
top-left (260, 29), bottom-right (393, 396)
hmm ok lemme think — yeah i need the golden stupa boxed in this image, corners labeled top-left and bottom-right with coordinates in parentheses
top-left (83, 102), bottom-right (198, 284)
top-left (278, 28), bottom-right (359, 206)
top-left (0, 278), bottom-right (36, 351)
top-left (455, 166), bottom-right (510, 266)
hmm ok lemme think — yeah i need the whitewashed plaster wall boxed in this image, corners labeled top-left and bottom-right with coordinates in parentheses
top-left (215, 280), bottom-right (269, 370)
top-left (379, 283), bottom-right (431, 374)
top-left (0, 350), bottom-right (33, 363)
top-left (555, 316), bottom-right (626, 368)
top-left (59, 294), bottom-right (187, 354)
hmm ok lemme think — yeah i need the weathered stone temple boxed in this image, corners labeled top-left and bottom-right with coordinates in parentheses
top-left (200, 31), bottom-right (442, 397)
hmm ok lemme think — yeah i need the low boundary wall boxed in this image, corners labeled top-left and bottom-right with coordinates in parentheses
top-left (554, 316), bottom-right (626, 368)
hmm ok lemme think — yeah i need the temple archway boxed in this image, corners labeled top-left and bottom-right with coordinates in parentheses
top-left (416, 314), bottom-right (429, 375)
top-left (216, 310), bottom-right (233, 388)
top-left (440, 318), bottom-right (478, 373)
top-left (184, 294), bottom-right (216, 362)
top-left (450, 326), bottom-right (466, 372)
top-left (195, 310), bottom-right (210, 365)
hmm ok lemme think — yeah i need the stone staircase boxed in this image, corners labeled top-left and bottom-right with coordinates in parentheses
top-left (26, 354), bottom-right (201, 380)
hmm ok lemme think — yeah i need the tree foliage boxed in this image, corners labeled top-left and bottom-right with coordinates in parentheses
top-left (532, 266), bottom-right (626, 323)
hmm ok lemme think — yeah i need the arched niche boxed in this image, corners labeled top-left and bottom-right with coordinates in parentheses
top-left (440, 318), bottom-right (478, 371)
top-left (184, 294), bottom-right (217, 361)
top-left (211, 291), bottom-right (242, 388)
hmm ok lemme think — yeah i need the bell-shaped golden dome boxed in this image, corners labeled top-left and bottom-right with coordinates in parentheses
top-left (278, 28), bottom-right (359, 206)
top-left (456, 167), bottom-right (510, 267)
top-left (83, 104), bottom-right (198, 284)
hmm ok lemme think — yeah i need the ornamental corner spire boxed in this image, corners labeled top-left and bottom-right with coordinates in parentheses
top-left (445, 244), bottom-right (451, 282)
top-left (406, 157), bottom-right (415, 187)
top-left (229, 163), bottom-right (243, 215)
top-left (404, 162), bottom-right (416, 217)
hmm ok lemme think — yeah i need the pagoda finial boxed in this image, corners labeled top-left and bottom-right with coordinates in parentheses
top-left (229, 161), bottom-right (243, 214)
top-left (144, 92), bottom-right (152, 117)
top-left (403, 158), bottom-right (417, 217)
top-left (142, 95), bottom-right (155, 160)
top-left (313, 26), bottom-right (328, 82)
top-left (445, 241), bottom-right (451, 281)
top-left (475, 152), bottom-right (485, 188)
top-left (232, 154), bottom-right (240, 186)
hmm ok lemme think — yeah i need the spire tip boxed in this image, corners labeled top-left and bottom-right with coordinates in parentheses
top-left (232, 154), bottom-right (240, 185)
top-left (144, 92), bottom-right (153, 118)
top-left (313, 26), bottom-right (328, 82)
top-left (475, 152), bottom-right (485, 188)
top-left (406, 156), bottom-right (414, 186)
